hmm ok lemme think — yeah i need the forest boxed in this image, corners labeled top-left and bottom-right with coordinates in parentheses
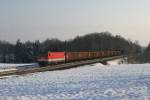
top-left (0, 32), bottom-right (145, 63)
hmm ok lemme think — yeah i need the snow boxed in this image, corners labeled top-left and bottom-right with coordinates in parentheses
top-left (0, 59), bottom-right (150, 99)
top-left (0, 68), bottom-right (17, 72)
top-left (0, 63), bottom-right (39, 69)
top-left (107, 58), bottom-right (128, 65)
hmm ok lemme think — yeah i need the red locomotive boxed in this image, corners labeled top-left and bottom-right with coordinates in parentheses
top-left (37, 51), bottom-right (121, 66)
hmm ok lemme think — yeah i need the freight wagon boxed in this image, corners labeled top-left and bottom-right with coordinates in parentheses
top-left (37, 51), bottom-right (121, 66)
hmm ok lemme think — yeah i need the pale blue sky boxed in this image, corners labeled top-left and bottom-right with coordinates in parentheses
top-left (0, 0), bottom-right (150, 46)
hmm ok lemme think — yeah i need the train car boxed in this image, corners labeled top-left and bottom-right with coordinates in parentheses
top-left (37, 51), bottom-right (121, 66)
top-left (48, 52), bottom-right (65, 64)
top-left (66, 52), bottom-right (98, 62)
top-left (66, 52), bottom-right (81, 62)
top-left (37, 52), bottom-right (65, 65)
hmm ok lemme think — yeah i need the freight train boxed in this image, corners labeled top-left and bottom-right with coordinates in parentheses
top-left (37, 51), bottom-right (121, 66)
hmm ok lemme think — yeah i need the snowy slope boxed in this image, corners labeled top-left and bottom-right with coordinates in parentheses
top-left (0, 61), bottom-right (150, 99)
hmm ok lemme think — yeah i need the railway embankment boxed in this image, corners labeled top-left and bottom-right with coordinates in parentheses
top-left (0, 56), bottom-right (124, 77)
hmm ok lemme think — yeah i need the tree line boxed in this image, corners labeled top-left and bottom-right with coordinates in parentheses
top-left (137, 43), bottom-right (150, 63)
top-left (0, 32), bottom-right (142, 63)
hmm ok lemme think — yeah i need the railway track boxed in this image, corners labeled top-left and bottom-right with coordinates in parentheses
top-left (0, 56), bottom-right (124, 77)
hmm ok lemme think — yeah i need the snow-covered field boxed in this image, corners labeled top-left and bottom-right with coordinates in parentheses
top-left (0, 60), bottom-right (150, 100)
top-left (0, 63), bottom-right (39, 69)
top-left (0, 63), bottom-right (39, 72)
